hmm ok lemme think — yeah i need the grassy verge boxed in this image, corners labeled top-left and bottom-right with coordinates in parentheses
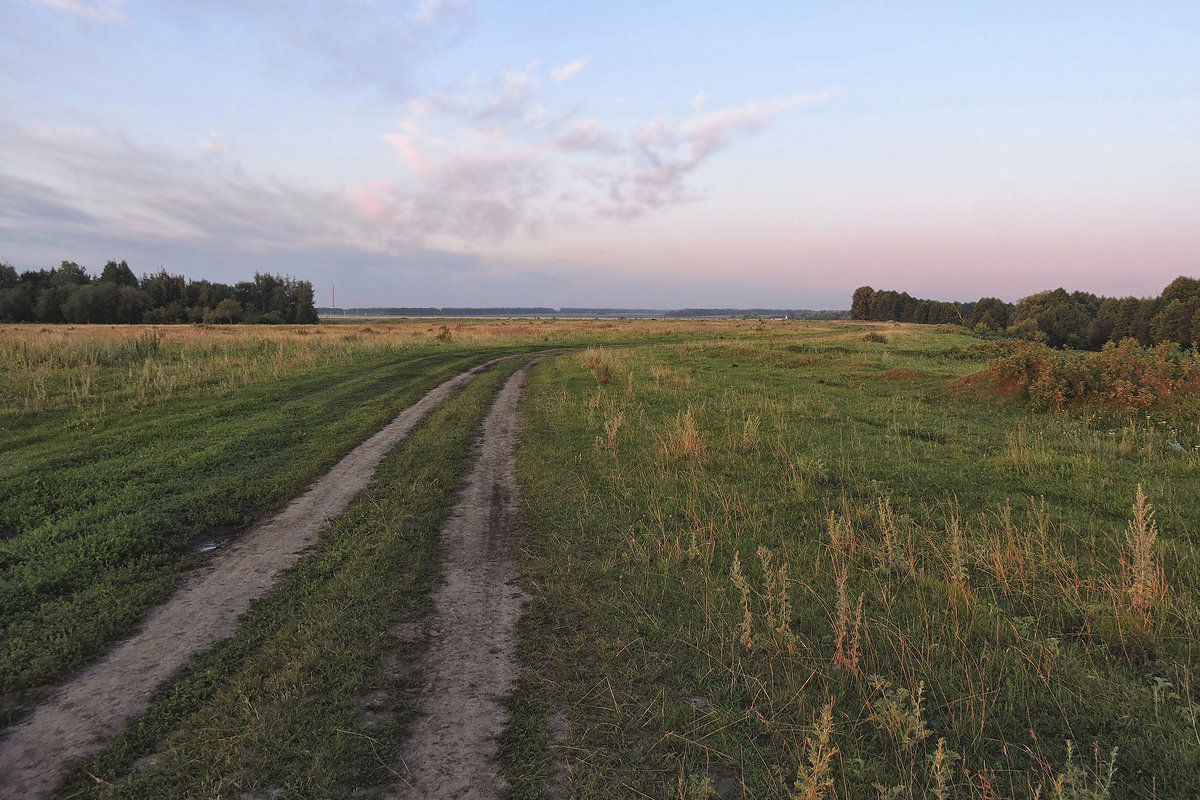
top-left (509, 325), bottom-right (1200, 798)
top-left (0, 336), bottom-right (523, 717)
top-left (53, 354), bottom-right (531, 799)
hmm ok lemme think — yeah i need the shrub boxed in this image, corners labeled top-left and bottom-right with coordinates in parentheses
top-left (983, 339), bottom-right (1200, 417)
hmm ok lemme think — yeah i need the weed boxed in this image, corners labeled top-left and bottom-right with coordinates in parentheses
top-left (869, 676), bottom-right (930, 752)
top-left (601, 412), bottom-right (624, 451)
top-left (1039, 741), bottom-right (1118, 800)
top-left (832, 563), bottom-right (864, 674)
top-left (1125, 484), bottom-right (1161, 617)
top-left (791, 698), bottom-right (838, 800)
top-left (730, 550), bottom-right (754, 651)
top-left (757, 546), bottom-right (792, 641)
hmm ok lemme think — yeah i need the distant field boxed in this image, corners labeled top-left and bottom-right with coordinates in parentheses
top-left (2, 320), bottom-right (1197, 798)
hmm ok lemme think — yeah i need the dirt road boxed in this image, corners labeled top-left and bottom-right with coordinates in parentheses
top-left (0, 358), bottom-right (507, 799)
top-left (391, 358), bottom-right (540, 800)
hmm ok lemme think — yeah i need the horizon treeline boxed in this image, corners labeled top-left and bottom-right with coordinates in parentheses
top-left (0, 260), bottom-right (318, 325)
top-left (851, 276), bottom-right (1200, 349)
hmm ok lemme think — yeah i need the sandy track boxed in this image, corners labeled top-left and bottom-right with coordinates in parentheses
top-left (0, 358), bottom-right (507, 800)
top-left (392, 358), bottom-right (540, 800)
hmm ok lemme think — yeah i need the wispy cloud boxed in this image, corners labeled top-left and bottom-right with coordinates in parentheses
top-left (1, 51), bottom-right (834, 275)
top-left (479, 69), bottom-right (541, 119)
top-left (681, 90), bottom-right (838, 161)
top-left (551, 56), bottom-right (590, 83)
top-left (554, 119), bottom-right (621, 154)
top-left (364, 71), bottom-right (837, 232)
top-left (33, 0), bottom-right (125, 22)
top-left (0, 124), bottom-right (347, 253)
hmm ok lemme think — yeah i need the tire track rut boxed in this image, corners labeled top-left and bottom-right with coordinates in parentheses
top-left (391, 358), bottom-right (540, 800)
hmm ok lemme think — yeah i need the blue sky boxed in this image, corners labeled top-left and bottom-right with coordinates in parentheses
top-left (1, 1), bottom-right (1197, 308)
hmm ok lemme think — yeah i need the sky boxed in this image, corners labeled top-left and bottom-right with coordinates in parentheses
top-left (1, 1), bottom-right (1197, 309)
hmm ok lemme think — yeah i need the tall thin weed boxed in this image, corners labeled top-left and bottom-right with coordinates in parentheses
top-left (1126, 484), bottom-right (1162, 617)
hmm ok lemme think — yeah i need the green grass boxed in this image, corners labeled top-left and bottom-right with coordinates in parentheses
top-left (509, 326), bottom-right (1200, 799)
top-left (7, 320), bottom-right (1199, 799)
top-left (53, 354), bottom-right (532, 799)
top-left (0, 342), bottom-right (523, 717)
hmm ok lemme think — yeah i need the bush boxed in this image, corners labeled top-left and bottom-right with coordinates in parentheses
top-left (985, 339), bottom-right (1200, 417)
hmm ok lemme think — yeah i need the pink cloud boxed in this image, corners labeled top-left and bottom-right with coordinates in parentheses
top-left (347, 181), bottom-right (399, 223)
top-left (681, 90), bottom-right (837, 161)
top-left (550, 56), bottom-right (590, 83)
top-left (554, 119), bottom-right (621, 154)
top-left (382, 133), bottom-right (430, 172)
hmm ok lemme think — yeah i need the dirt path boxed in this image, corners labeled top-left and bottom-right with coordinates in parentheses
top-left (0, 358), bottom-right (507, 800)
top-left (391, 358), bottom-right (540, 800)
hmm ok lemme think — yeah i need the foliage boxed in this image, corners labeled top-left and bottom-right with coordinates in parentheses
top-left (0, 260), bottom-right (318, 324)
top-left (854, 275), bottom-right (1200, 351)
top-left (850, 285), bottom-right (963, 325)
top-left (982, 338), bottom-right (1200, 417)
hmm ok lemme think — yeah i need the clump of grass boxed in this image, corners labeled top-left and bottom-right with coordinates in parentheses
top-left (740, 413), bottom-right (761, 451)
top-left (580, 346), bottom-right (615, 383)
top-left (662, 406), bottom-right (704, 459)
top-left (597, 412), bottom-right (624, 451)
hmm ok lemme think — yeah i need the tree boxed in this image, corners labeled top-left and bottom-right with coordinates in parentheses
top-left (1160, 276), bottom-right (1200, 306)
top-left (1013, 288), bottom-right (1091, 347)
top-left (1110, 297), bottom-right (1141, 342)
top-left (52, 261), bottom-right (91, 286)
top-left (972, 297), bottom-right (1011, 330)
top-left (0, 287), bottom-right (33, 322)
top-left (292, 280), bottom-right (318, 323)
top-left (1089, 297), bottom-right (1119, 347)
top-left (1151, 299), bottom-right (1194, 346)
top-left (1131, 298), bottom-right (1162, 345)
top-left (98, 260), bottom-right (139, 288)
top-left (140, 268), bottom-right (188, 310)
top-left (0, 263), bottom-right (17, 290)
top-left (851, 286), bottom-right (875, 320)
top-left (210, 298), bottom-right (243, 324)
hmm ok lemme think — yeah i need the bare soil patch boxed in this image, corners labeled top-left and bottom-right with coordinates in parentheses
top-left (390, 359), bottom-right (540, 800)
top-left (0, 358), bottom-right (505, 799)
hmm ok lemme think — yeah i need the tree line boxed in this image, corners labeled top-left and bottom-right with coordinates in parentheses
top-left (0, 260), bottom-right (318, 324)
top-left (851, 276), bottom-right (1200, 349)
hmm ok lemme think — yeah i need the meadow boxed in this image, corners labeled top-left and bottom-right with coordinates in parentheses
top-left (1, 319), bottom-right (1197, 798)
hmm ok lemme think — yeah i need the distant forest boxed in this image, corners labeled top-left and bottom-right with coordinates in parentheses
top-left (0, 260), bottom-right (318, 324)
top-left (316, 306), bottom-right (850, 320)
top-left (851, 277), bottom-right (1200, 349)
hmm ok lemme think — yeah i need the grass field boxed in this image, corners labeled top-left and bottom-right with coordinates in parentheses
top-left (511, 323), bottom-right (1200, 799)
top-left (2, 320), bottom-right (1197, 799)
